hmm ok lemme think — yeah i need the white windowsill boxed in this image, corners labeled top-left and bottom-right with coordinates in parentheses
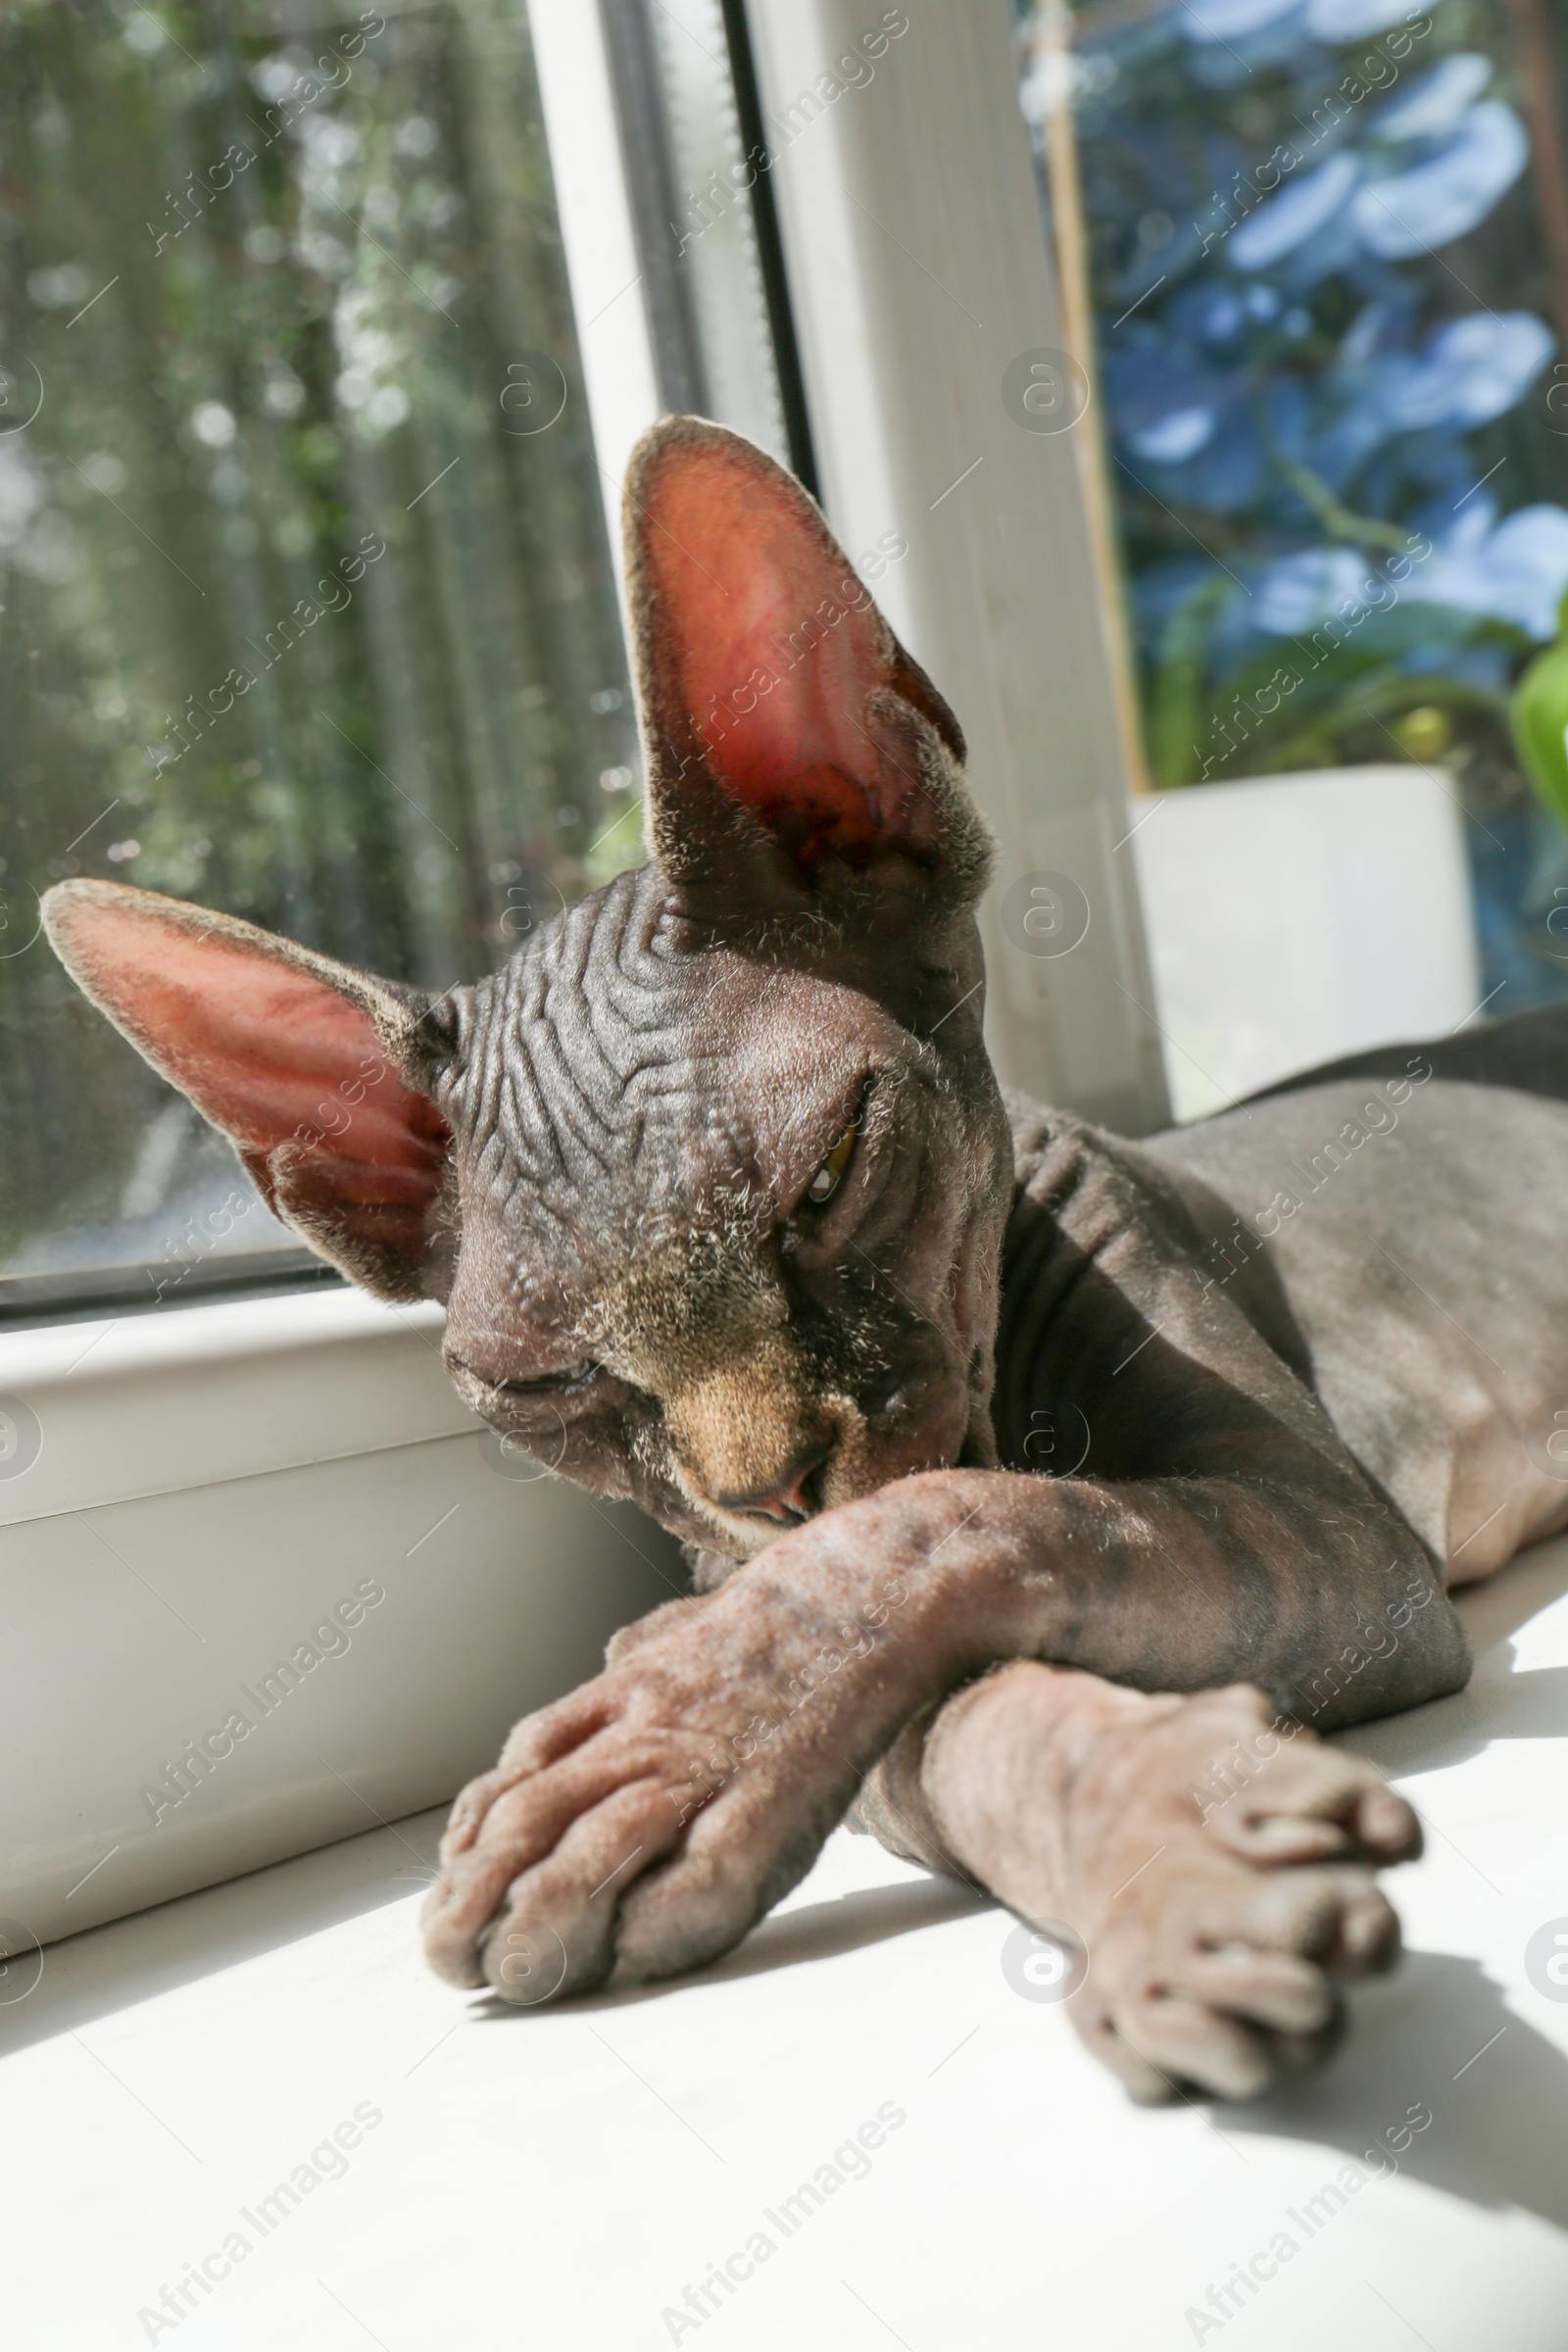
top-left (2, 1283), bottom-right (683, 1950)
top-left (10, 1531), bottom-right (1568, 2348)
top-left (0, 1286), bottom-right (474, 1529)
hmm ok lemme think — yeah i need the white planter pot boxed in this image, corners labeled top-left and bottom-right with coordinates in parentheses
top-left (1129, 764), bottom-right (1482, 1123)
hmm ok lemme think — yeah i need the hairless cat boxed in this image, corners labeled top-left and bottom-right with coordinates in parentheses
top-left (44, 417), bottom-right (1568, 2101)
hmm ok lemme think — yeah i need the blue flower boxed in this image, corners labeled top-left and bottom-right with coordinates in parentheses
top-left (1370, 54), bottom-right (1492, 146)
top-left (1195, 289), bottom-right (1246, 343)
top-left (1353, 101), bottom-right (1529, 257)
top-left (1104, 331), bottom-right (1274, 508)
top-left (1130, 406), bottom-right (1219, 463)
top-left (1417, 501), bottom-right (1568, 638)
top-left (1104, 336), bottom-right (1235, 440)
top-left (1180, 0), bottom-right (1300, 38)
top-left (1303, 0), bottom-right (1422, 34)
top-left (1253, 546), bottom-right (1379, 634)
top-left (1231, 154), bottom-right (1361, 270)
top-left (1384, 313), bottom-right (1553, 431)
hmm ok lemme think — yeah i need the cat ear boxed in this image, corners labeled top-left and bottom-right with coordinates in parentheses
top-left (623, 416), bottom-right (989, 906)
top-left (43, 879), bottom-right (454, 1302)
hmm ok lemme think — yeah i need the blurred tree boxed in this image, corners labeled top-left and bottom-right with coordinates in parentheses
top-left (0, 0), bottom-right (640, 1284)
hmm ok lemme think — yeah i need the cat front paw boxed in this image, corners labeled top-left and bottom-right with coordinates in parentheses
top-left (419, 1592), bottom-right (886, 1999)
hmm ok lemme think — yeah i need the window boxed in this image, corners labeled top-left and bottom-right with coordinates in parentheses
top-left (1015, 0), bottom-right (1568, 1112)
top-left (0, 0), bottom-right (788, 1318)
top-left (6, 0), bottom-right (1171, 1945)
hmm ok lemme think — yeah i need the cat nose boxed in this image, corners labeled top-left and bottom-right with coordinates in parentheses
top-left (714, 1441), bottom-right (831, 1525)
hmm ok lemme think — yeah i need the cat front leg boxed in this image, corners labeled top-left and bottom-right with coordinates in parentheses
top-left (419, 1477), bottom-right (997, 1999)
top-left (859, 1663), bottom-right (1419, 2101)
top-left (419, 1457), bottom-right (1462, 2016)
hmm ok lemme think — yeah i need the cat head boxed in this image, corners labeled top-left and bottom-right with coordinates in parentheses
top-left (44, 418), bottom-right (1014, 1566)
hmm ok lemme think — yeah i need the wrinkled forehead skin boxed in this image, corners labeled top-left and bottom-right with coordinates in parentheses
top-left (437, 859), bottom-right (987, 1359)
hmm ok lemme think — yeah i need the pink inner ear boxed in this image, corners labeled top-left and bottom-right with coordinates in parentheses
top-left (51, 894), bottom-right (449, 1215)
top-left (643, 443), bottom-right (904, 863)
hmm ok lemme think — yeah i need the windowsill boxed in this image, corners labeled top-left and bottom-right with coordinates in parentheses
top-left (2, 1283), bottom-right (683, 1949)
top-left (0, 1245), bottom-right (342, 1332)
top-left (10, 1532), bottom-right (1568, 2346)
top-left (0, 1284), bottom-right (474, 1528)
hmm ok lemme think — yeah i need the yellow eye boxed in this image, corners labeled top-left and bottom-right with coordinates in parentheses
top-left (806, 1116), bottom-right (858, 1205)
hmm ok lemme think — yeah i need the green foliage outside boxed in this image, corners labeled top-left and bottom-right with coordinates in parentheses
top-left (0, 0), bottom-right (639, 1275)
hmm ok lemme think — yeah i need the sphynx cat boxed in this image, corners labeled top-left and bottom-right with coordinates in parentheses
top-left (45, 417), bottom-right (1568, 2100)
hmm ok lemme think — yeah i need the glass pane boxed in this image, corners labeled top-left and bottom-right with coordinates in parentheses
top-left (1015, 0), bottom-right (1568, 1114)
top-left (0, 0), bottom-right (771, 1314)
top-left (633, 0), bottom-right (791, 461)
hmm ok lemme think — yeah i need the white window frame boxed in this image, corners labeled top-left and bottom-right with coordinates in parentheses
top-left (742, 0), bottom-right (1167, 1134)
top-left (5, 0), bottom-right (1164, 1947)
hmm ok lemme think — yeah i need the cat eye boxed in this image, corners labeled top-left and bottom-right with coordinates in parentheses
top-left (805, 1114), bottom-right (859, 1206)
